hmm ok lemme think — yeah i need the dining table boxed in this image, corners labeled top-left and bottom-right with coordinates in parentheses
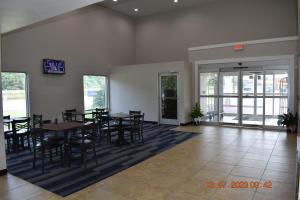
top-left (42, 121), bottom-right (89, 166)
top-left (110, 113), bottom-right (131, 146)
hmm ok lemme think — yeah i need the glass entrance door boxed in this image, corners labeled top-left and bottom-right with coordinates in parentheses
top-left (159, 73), bottom-right (179, 125)
top-left (199, 66), bottom-right (289, 128)
top-left (241, 71), bottom-right (264, 126)
top-left (219, 71), bottom-right (239, 124)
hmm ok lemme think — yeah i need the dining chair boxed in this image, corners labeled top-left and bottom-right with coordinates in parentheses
top-left (98, 112), bottom-right (118, 143)
top-left (129, 110), bottom-right (142, 115)
top-left (65, 109), bottom-right (77, 113)
top-left (95, 108), bottom-right (106, 113)
top-left (3, 115), bottom-right (11, 130)
top-left (69, 121), bottom-right (98, 168)
top-left (3, 115), bottom-right (13, 152)
top-left (12, 117), bottom-right (31, 152)
top-left (33, 114), bottom-right (43, 129)
top-left (31, 128), bottom-right (64, 173)
top-left (62, 112), bottom-right (76, 122)
top-left (123, 110), bottom-right (142, 126)
top-left (124, 113), bottom-right (145, 143)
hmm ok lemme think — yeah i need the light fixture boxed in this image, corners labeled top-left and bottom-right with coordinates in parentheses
top-left (134, 8), bottom-right (139, 12)
top-left (113, 0), bottom-right (118, 2)
top-left (174, 0), bottom-right (179, 3)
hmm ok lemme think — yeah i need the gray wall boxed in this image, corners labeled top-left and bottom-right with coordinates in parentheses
top-left (190, 39), bottom-right (298, 113)
top-left (1, 5), bottom-right (136, 120)
top-left (110, 61), bottom-right (192, 124)
top-left (0, 37), bottom-right (7, 171)
top-left (135, 0), bottom-right (297, 64)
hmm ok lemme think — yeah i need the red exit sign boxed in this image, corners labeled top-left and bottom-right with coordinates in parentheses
top-left (234, 44), bottom-right (244, 51)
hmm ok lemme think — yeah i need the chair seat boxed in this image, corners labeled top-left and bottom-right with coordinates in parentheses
top-left (44, 138), bottom-right (64, 146)
top-left (70, 139), bottom-right (93, 147)
top-left (4, 130), bottom-right (13, 136)
top-left (70, 133), bottom-right (92, 140)
top-left (47, 136), bottom-right (65, 142)
top-left (4, 128), bottom-right (12, 132)
top-left (122, 121), bottom-right (130, 126)
top-left (16, 129), bottom-right (30, 135)
top-left (102, 126), bottom-right (118, 132)
top-left (34, 139), bottom-right (63, 149)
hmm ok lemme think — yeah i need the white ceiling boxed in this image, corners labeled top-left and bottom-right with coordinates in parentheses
top-left (100, 0), bottom-right (217, 18)
top-left (0, 0), bottom-right (104, 34)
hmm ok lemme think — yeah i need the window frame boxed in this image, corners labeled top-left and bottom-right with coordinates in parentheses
top-left (82, 74), bottom-right (109, 111)
top-left (1, 71), bottom-right (30, 117)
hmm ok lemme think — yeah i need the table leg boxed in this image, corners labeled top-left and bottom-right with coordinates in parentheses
top-left (63, 130), bottom-right (71, 167)
top-left (13, 133), bottom-right (19, 153)
top-left (115, 118), bottom-right (129, 146)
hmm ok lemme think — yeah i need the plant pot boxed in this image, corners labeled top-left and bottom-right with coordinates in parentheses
top-left (193, 117), bottom-right (201, 125)
top-left (287, 124), bottom-right (297, 134)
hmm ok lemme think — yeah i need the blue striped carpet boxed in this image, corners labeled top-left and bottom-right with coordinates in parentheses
top-left (6, 123), bottom-right (196, 197)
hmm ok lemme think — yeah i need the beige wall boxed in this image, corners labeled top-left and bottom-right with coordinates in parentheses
top-left (135, 0), bottom-right (297, 64)
top-left (1, 5), bottom-right (136, 120)
top-left (110, 61), bottom-right (192, 124)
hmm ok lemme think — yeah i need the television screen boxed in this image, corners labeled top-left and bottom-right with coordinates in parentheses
top-left (43, 59), bottom-right (65, 74)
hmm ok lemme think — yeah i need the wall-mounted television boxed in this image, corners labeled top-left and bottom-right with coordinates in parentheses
top-left (43, 59), bottom-right (65, 74)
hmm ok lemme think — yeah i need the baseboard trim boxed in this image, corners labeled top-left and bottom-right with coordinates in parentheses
top-left (0, 169), bottom-right (7, 176)
top-left (180, 121), bottom-right (193, 126)
top-left (144, 121), bottom-right (159, 124)
top-left (144, 121), bottom-right (193, 126)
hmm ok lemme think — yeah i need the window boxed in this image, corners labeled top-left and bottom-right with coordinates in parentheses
top-left (1, 72), bottom-right (28, 117)
top-left (83, 75), bottom-right (107, 110)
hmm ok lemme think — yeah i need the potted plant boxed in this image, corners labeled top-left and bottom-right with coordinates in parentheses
top-left (277, 111), bottom-right (298, 133)
top-left (191, 102), bottom-right (204, 125)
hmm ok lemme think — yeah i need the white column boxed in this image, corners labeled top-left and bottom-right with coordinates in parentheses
top-left (0, 35), bottom-right (7, 171)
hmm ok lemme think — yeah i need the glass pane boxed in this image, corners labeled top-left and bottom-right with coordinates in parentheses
top-left (274, 73), bottom-right (288, 96)
top-left (265, 71), bottom-right (288, 97)
top-left (256, 74), bottom-right (264, 96)
top-left (242, 73), bottom-right (254, 96)
top-left (265, 97), bottom-right (288, 126)
top-left (220, 72), bottom-right (238, 96)
top-left (265, 74), bottom-right (274, 96)
top-left (199, 72), bottom-right (218, 96)
top-left (257, 98), bottom-right (263, 115)
top-left (242, 98), bottom-right (263, 125)
top-left (200, 97), bottom-right (218, 122)
top-left (219, 97), bottom-right (238, 124)
top-left (161, 75), bottom-right (177, 119)
top-left (242, 72), bottom-right (264, 97)
top-left (83, 75), bottom-right (107, 110)
top-left (2, 72), bottom-right (27, 118)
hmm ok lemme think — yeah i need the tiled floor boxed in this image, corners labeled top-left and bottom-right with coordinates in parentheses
top-left (0, 125), bottom-right (297, 200)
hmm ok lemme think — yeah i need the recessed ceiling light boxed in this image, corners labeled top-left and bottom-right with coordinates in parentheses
top-left (134, 8), bottom-right (139, 12)
top-left (113, 0), bottom-right (118, 2)
top-left (174, 0), bottom-right (179, 3)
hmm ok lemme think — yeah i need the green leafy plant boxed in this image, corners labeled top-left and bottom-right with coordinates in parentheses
top-left (278, 111), bottom-right (298, 126)
top-left (191, 102), bottom-right (204, 119)
top-left (278, 111), bottom-right (298, 133)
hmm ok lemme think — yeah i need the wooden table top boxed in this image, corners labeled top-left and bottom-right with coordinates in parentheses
top-left (110, 113), bottom-right (131, 119)
top-left (42, 122), bottom-right (87, 132)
